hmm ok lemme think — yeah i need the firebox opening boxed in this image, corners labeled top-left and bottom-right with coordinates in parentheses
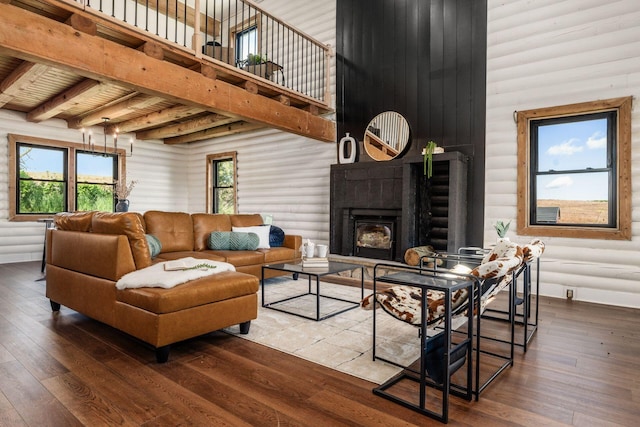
top-left (354, 219), bottom-right (395, 260)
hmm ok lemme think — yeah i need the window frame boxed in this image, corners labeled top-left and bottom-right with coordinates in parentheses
top-left (516, 96), bottom-right (632, 240)
top-left (206, 151), bottom-right (237, 214)
top-left (8, 134), bottom-right (126, 221)
top-left (229, 14), bottom-right (262, 66)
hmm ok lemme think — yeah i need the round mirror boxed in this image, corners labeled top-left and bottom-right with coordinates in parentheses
top-left (363, 111), bottom-right (410, 161)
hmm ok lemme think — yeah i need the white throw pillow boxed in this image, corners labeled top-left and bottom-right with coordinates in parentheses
top-left (232, 225), bottom-right (271, 249)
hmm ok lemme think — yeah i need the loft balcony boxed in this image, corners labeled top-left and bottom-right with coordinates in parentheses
top-left (0, 0), bottom-right (335, 144)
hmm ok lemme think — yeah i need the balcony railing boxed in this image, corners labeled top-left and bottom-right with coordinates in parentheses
top-left (82, 0), bottom-right (330, 104)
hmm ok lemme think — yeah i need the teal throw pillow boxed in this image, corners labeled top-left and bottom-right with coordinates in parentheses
top-left (145, 234), bottom-right (162, 258)
top-left (208, 231), bottom-right (260, 250)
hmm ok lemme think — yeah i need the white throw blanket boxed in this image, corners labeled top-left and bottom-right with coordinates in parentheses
top-left (116, 257), bottom-right (236, 290)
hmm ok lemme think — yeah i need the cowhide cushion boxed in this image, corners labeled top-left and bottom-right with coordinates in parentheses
top-left (361, 285), bottom-right (470, 326)
top-left (471, 238), bottom-right (523, 280)
top-left (522, 238), bottom-right (545, 263)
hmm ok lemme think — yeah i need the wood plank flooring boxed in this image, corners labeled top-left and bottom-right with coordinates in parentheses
top-left (0, 261), bottom-right (639, 426)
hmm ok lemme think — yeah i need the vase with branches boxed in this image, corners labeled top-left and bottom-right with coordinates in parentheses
top-left (113, 180), bottom-right (137, 212)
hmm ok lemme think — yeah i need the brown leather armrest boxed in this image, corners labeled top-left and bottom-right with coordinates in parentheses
top-left (283, 235), bottom-right (302, 252)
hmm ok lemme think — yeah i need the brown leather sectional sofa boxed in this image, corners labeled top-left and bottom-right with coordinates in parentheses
top-left (46, 210), bottom-right (302, 362)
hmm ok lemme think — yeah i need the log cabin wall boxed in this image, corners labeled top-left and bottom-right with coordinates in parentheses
top-left (485, 0), bottom-right (640, 308)
top-left (335, 0), bottom-right (488, 247)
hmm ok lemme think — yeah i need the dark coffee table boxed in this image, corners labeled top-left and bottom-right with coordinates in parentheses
top-left (261, 261), bottom-right (364, 321)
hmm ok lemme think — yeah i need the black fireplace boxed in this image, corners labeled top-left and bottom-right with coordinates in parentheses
top-left (330, 151), bottom-right (469, 262)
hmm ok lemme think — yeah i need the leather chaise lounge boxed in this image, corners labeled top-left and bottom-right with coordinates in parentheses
top-left (46, 210), bottom-right (302, 362)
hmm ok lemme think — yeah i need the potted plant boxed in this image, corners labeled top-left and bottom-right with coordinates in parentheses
top-left (422, 140), bottom-right (437, 178)
top-left (493, 220), bottom-right (511, 239)
top-left (242, 53), bottom-right (271, 78)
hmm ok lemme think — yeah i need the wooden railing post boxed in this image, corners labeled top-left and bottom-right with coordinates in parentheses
top-left (193, 0), bottom-right (202, 58)
top-left (324, 44), bottom-right (333, 106)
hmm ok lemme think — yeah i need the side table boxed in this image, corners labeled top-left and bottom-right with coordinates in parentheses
top-left (371, 263), bottom-right (477, 423)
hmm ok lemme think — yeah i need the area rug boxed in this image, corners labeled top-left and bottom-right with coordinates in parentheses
top-left (224, 276), bottom-right (423, 384)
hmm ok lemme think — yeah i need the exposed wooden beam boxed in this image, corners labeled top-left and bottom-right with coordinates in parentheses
top-left (112, 104), bottom-right (203, 133)
top-left (0, 4), bottom-right (336, 142)
top-left (275, 95), bottom-right (290, 106)
top-left (66, 13), bottom-right (96, 36)
top-left (0, 61), bottom-right (49, 107)
top-left (67, 94), bottom-right (165, 128)
top-left (27, 79), bottom-right (105, 122)
top-left (164, 121), bottom-right (264, 144)
top-left (243, 81), bottom-right (258, 94)
top-left (135, 113), bottom-right (236, 139)
top-left (139, 41), bottom-right (164, 61)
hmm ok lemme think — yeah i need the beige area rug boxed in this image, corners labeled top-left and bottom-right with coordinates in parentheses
top-left (224, 276), bottom-right (425, 385)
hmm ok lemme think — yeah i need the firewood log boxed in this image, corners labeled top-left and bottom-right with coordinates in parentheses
top-left (404, 245), bottom-right (440, 266)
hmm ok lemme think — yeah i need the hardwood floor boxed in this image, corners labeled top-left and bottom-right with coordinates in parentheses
top-left (0, 261), bottom-right (639, 426)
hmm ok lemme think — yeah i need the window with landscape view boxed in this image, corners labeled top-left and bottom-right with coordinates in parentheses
top-left (207, 152), bottom-right (237, 214)
top-left (8, 134), bottom-right (125, 221)
top-left (516, 97), bottom-right (632, 240)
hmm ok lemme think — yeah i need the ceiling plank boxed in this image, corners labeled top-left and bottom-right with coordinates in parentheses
top-left (0, 4), bottom-right (335, 142)
top-left (113, 104), bottom-right (204, 133)
top-left (135, 113), bottom-right (236, 139)
top-left (164, 121), bottom-right (265, 145)
top-left (67, 94), bottom-right (166, 128)
top-left (0, 61), bottom-right (50, 107)
top-left (27, 79), bottom-right (105, 122)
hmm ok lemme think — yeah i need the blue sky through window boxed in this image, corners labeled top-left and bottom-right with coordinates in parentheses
top-left (21, 147), bottom-right (113, 178)
top-left (536, 118), bottom-right (608, 201)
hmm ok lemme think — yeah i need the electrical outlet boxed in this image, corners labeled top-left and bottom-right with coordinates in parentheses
top-left (566, 287), bottom-right (576, 300)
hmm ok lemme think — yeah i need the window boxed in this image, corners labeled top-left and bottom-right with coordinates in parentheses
top-left (9, 134), bottom-right (125, 221)
top-left (235, 26), bottom-right (257, 65)
top-left (516, 97), bottom-right (632, 240)
top-left (207, 152), bottom-right (237, 214)
top-left (17, 144), bottom-right (67, 214)
top-left (76, 151), bottom-right (118, 211)
top-left (229, 14), bottom-right (261, 66)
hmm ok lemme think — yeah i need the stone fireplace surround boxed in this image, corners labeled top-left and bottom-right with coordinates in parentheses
top-left (330, 151), bottom-right (468, 262)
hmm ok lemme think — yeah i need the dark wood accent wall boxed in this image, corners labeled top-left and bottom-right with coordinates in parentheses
top-left (335, 0), bottom-right (487, 245)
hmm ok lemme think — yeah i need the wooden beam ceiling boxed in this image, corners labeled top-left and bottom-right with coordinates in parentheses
top-left (26, 79), bottom-right (105, 122)
top-left (0, 2), bottom-right (335, 144)
top-left (0, 62), bottom-right (50, 107)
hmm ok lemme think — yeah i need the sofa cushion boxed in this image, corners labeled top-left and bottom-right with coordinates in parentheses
top-left (192, 213), bottom-right (232, 251)
top-left (208, 231), bottom-right (259, 250)
top-left (232, 225), bottom-right (270, 249)
top-left (230, 214), bottom-right (264, 227)
top-left (54, 211), bottom-right (96, 231)
top-left (116, 271), bottom-right (259, 314)
top-left (91, 212), bottom-right (152, 269)
top-left (144, 211), bottom-right (194, 252)
top-left (269, 225), bottom-right (285, 247)
top-left (212, 250), bottom-right (265, 267)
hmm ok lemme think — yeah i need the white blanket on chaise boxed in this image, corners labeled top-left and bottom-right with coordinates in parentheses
top-left (116, 257), bottom-right (236, 290)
